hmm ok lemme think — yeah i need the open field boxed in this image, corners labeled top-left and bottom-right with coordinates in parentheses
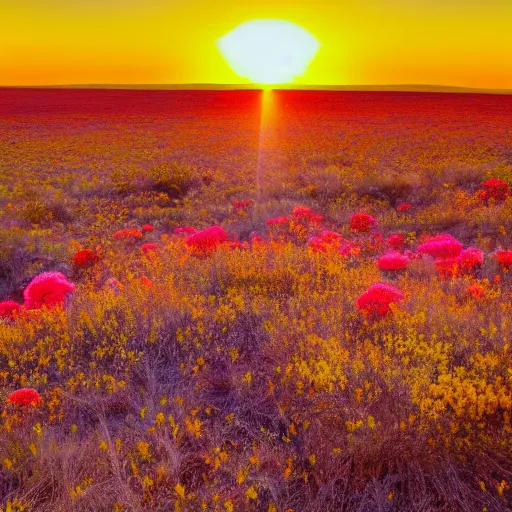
top-left (1, 89), bottom-right (512, 511)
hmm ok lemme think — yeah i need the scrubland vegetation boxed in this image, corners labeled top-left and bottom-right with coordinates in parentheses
top-left (1, 89), bottom-right (512, 511)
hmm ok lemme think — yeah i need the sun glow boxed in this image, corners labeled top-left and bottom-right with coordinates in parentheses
top-left (217, 19), bottom-right (321, 85)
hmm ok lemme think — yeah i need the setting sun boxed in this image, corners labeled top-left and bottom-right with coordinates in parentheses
top-left (216, 19), bottom-right (321, 85)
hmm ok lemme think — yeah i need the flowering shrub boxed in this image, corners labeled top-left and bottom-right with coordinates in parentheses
top-left (185, 225), bottom-right (228, 254)
top-left (141, 243), bottom-right (160, 255)
top-left (417, 234), bottom-right (463, 259)
top-left (377, 251), bottom-right (410, 271)
top-left (308, 230), bottom-right (342, 253)
top-left (113, 229), bottom-right (143, 240)
top-left (467, 282), bottom-right (486, 300)
top-left (142, 224), bottom-right (155, 233)
top-left (495, 249), bottom-right (512, 270)
top-left (292, 205), bottom-right (323, 224)
top-left (72, 249), bottom-right (98, 269)
top-left (387, 233), bottom-right (405, 250)
top-left (356, 282), bottom-right (404, 317)
top-left (0, 300), bottom-right (23, 319)
top-left (7, 388), bottom-right (41, 407)
top-left (350, 213), bottom-right (376, 232)
top-left (478, 177), bottom-right (510, 202)
top-left (23, 272), bottom-right (75, 310)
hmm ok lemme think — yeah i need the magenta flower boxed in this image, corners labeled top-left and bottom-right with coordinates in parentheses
top-left (377, 251), bottom-right (410, 271)
top-left (417, 234), bottom-right (463, 259)
top-left (356, 282), bottom-right (404, 317)
top-left (23, 272), bottom-right (75, 310)
top-left (0, 300), bottom-right (23, 319)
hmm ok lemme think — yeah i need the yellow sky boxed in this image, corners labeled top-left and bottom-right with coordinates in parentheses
top-left (1, 0), bottom-right (511, 88)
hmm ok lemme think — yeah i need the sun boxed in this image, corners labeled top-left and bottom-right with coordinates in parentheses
top-left (217, 19), bottom-right (321, 85)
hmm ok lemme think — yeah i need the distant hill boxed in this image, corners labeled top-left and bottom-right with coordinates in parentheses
top-left (2, 83), bottom-right (512, 94)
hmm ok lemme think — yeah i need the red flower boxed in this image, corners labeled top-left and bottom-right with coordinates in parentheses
top-left (478, 178), bottom-right (510, 202)
top-left (292, 206), bottom-right (324, 224)
top-left (340, 241), bottom-right (361, 257)
top-left (377, 251), bottom-right (410, 271)
top-left (356, 283), bottom-right (404, 317)
top-left (72, 249), bottom-right (98, 269)
top-left (113, 229), bottom-right (143, 240)
top-left (232, 200), bottom-right (254, 211)
top-left (185, 226), bottom-right (228, 255)
top-left (350, 213), bottom-right (376, 233)
top-left (417, 234), bottom-right (463, 259)
top-left (140, 276), bottom-right (153, 288)
top-left (23, 272), bottom-right (75, 310)
top-left (266, 216), bottom-right (289, 226)
top-left (387, 234), bottom-right (405, 250)
top-left (142, 224), bottom-right (155, 233)
top-left (459, 248), bottom-right (484, 273)
top-left (435, 257), bottom-right (460, 279)
top-left (397, 203), bottom-right (412, 212)
top-left (0, 300), bottom-right (23, 319)
top-left (495, 250), bottom-right (512, 270)
top-left (467, 283), bottom-right (486, 300)
top-left (250, 233), bottom-right (265, 245)
top-left (308, 230), bottom-right (343, 253)
top-left (8, 388), bottom-right (41, 407)
top-left (141, 243), bottom-right (160, 255)
top-left (174, 226), bottom-right (197, 235)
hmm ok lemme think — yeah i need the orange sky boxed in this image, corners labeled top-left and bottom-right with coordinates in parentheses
top-left (1, 0), bottom-right (511, 88)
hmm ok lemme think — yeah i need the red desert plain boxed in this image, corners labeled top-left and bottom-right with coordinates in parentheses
top-left (1, 88), bottom-right (512, 511)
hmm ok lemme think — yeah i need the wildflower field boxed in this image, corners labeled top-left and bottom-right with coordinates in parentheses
top-left (1, 89), bottom-right (512, 511)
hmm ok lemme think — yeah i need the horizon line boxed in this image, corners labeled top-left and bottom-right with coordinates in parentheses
top-left (1, 83), bottom-right (512, 94)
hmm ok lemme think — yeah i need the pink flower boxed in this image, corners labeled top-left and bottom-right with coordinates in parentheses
top-left (377, 251), bottom-right (410, 271)
top-left (142, 224), bottom-right (155, 233)
top-left (8, 388), bottom-right (42, 407)
top-left (387, 234), bottom-right (405, 250)
top-left (23, 272), bottom-right (75, 310)
top-left (356, 283), bottom-right (404, 317)
top-left (185, 226), bottom-right (228, 255)
top-left (459, 248), bottom-right (484, 273)
top-left (350, 213), bottom-right (376, 233)
top-left (266, 216), bottom-right (289, 226)
top-left (397, 203), bottom-right (412, 212)
top-left (0, 300), bottom-right (23, 319)
top-left (417, 234), bottom-right (463, 259)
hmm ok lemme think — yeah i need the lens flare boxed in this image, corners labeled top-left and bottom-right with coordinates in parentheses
top-left (217, 19), bottom-right (320, 85)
